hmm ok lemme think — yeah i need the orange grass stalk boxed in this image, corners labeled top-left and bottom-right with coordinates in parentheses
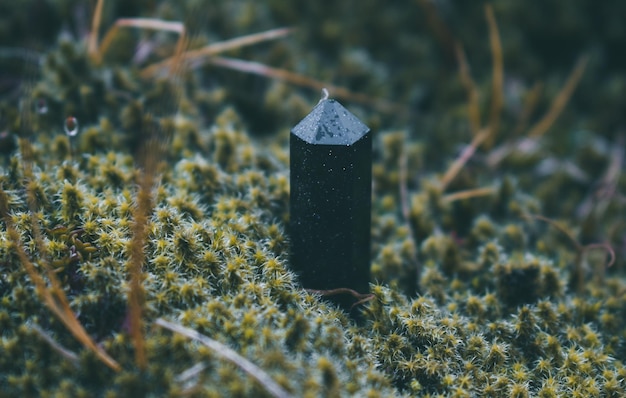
top-left (439, 128), bottom-right (490, 191)
top-left (141, 27), bottom-right (295, 78)
top-left (4, 58), bottom-right (120, 370)
top-left (95, 18), bottom-right (186, 65)
top-left (442, 186), bottom-right (497, 204)
top-left (125, 17), bottom-right (189, 369)
top-left (88, 0), bottom-right (105, 57)
top-left (454, 44), bottom-right (481, 136)
top-left (0, 185), bottom-right (121, 371)
top-left (527, 55), bottom-right (589, 139)
top-left (126, 169), bottom-right (153, 369)
top-left (511, 81), bottom-right (543, 137)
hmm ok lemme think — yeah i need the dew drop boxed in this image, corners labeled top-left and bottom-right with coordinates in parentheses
top-left (35, 98), bottom-right (48, 114)
top-left (64, 116), bottom-right (79, 137)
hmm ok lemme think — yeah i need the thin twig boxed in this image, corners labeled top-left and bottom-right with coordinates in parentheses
top-left (527, 55), bottom-right (589, 139)
top-left (127, 169), bottom-right (153, 369)
top-left (176, 362), bottom-right (209, 383)
top-left (439, 128), bottom-right (490, 191)
top-left (123, 14), bottom-right (192, 369)
top-left (442, 186), bottom-right (497, 204)
top-left (584, 243), bottom-right (616, 268)
top-left (141, 27), bottom-right (295, 78)
top-left (30, 323), bottom-right (80, 366)
top-left (88, 0), bottom-right (105, 57)
top-left (96, 18), bottom-right (186, 65)
top-left (141, 27), bottom-right (403, 114)
top-left (155, 319), bottom-right (293, 398)
top-left (455, 44), bottom-right (481, 136)
top-left (0, 188), bottom-right (121, 371)
top-left (511, 82), bottom-right (543, 137)
top-left (523, 213), bottom-right (581, 250)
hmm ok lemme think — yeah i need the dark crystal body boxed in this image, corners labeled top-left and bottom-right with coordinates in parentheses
top-left (290, 99), bottom-right (372, 301)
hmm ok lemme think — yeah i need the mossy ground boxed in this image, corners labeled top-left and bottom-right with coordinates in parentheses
top-left (1, 1), bottom-right (626, 397)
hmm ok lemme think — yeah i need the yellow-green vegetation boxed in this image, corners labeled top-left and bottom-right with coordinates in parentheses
top-left (1, 0), bottom-right (626, 397)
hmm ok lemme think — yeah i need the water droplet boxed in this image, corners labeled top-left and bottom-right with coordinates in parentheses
top-left (64, 116), bottom-right (79, 137)
top-left (35, 99), bottom-right (48, 114)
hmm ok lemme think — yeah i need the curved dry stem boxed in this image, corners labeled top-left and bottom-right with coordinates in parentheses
top-left (141, 27), bottom-right (294, 78)
top-left (523, 213), bottom-right (582, 251)
top-left (512, 82), bottom-right (543, 137)
top-left (155, 319), bottom-right (293, 398)
top-left (0, 187), bottom-right (121, 372)
top-left (439, 128), bottom-right (490, 191)
top-left (30, 323), bottom-right (79, 366)
top-left (95, 18), bottom-right (185, 65)
top-left (584, 243), bottom-right (616, 268)
top-left (454, 43), bottom-right (481, 136)
top-left (88, 0), bottom-right (105, 57)
top-left (527, 55), bottom-right (589, 139)
top-left (443, 186), bottom-right (497, 204)
top-left (126, 170), bottom-right (154, 370)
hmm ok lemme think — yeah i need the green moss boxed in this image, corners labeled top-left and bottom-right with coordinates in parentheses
top-left (1, 0), bottom-right (626, 397)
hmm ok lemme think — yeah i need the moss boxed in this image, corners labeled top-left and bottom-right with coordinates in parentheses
top-left (1, 0), bottom-right (626, 396)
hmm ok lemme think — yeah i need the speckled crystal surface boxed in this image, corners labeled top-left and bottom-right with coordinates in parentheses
top-left (291, 99), bottom-right (370, 145)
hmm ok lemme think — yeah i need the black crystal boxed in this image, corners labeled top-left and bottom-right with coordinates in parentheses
top-left (289, 98), bottom-right (372, 305)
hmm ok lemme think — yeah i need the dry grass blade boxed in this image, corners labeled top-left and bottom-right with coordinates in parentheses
top-left (142, 26), bottom-right (403, 113)
top-left (125, 14), bottom-right (191, 369)
top-left (127, 171), bottom-right (153, 369)
top-left (524, 213), bottom-right (581, 249)
top-left (30, 323), bottom-right (79, 366)
top-left (88, 0), bottom-right (105, 56)
top-left (455, 44), bottom-right (481, 136)
top-left (443, 186), bottom-right (497, 204)
top-left (141, 27), bottom-right (294, 78)
top-left (585, 243), bottom-right (616, 268)
top-left (511, 81), bottom-right (543, 137)
top-left (0, 187), bottom-right (121, 371)
top-left (205, 56), bottom-right (402, 114)
top-left (1, 49), bottom-right (120, 371)
top-left (485, 4), bottom-right (503, 148)
top-left (439, 128), bottom-right (490, 191)
top-left (155, 319), bottom-right (293, 398)
top-left (527, 55), bottom-right (589, 139)
top-left (95, 18), bottom-right (186, 64)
